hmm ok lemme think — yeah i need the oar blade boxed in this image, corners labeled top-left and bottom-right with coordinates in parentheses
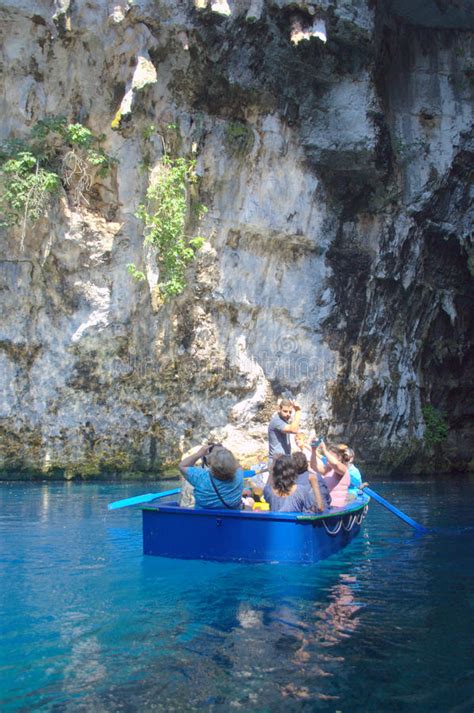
top-left (107, 488), bottom-right (181, 511)
top-left (363, 486), bottom-right (430, 533)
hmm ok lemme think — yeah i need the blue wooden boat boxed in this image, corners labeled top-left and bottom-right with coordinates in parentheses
top-left (141, 494), bottom-right (370, 564)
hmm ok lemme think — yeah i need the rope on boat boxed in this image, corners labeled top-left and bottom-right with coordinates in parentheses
top-left (322, 505), bottom-right (369, 536)
top-left (322, 518), bottom-right (343, 535)
top-left (355, 505), bottom-right (369, 525)
top-left (342, 514), bottom-right (356, 531)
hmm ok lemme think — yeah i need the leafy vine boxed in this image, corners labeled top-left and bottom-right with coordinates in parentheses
top-left (129, 154), bottom-right (207, 300)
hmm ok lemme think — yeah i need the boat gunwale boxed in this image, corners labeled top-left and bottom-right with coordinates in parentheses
top-left (141, 495), bottom-right (370, 523)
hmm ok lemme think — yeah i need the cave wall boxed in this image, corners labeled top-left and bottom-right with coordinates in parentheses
top-left (0, 0), bottom-right (472, 477)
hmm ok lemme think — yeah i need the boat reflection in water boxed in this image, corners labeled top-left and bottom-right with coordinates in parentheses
top-left (223, 573), bottom-right (364, 704)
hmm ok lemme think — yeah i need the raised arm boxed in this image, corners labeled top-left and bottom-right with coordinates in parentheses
top-left (308, 473), bottom-right (324, 512)
top-left (310, 445), bottom-right (329, 475)
top-left (281, 402), bottom-right (301, 434)
top-left (319, 442), bottom-right (348, 477)
top-left (178, 445), bottom-right (209, 476)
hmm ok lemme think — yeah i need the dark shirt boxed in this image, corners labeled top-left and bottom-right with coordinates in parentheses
top-left (263, 482), bottom-right (317, 513)
top-left (268, 413), bottom-right (291, 459)
top-left (295, 470), bottom-right (331, 509)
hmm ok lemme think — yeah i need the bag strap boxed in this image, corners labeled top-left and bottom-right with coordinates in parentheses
top-left (208, 472), bottom-right (233, 509)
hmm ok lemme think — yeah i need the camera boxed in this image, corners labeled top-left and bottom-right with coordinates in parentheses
top-left (202, 442), bottom-right (221, 467)
top-left (310, 436), bottom-right (324, 448)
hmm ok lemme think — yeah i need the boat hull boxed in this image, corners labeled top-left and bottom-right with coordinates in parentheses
top-left (142, 496), bottom-right (369, 564)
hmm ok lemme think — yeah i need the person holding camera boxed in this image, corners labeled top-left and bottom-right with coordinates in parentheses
top-left (178, 444), bottom-right (244, 510)
top-left (310, 440), bottom-right (350, 508)
top-left (268, 399), bottom-right (302, 464)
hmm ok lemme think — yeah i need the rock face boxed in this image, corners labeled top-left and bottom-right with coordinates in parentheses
top-left (0, 0), bottom-right (472, 477)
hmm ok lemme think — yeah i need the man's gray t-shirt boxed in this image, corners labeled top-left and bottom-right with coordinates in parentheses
top-left (268, 413), bottom-right (291, 459)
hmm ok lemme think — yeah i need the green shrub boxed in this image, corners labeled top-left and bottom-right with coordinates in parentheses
top-left (131, 155), bottom-right (207, 300)
top-left (142, 124), bottom-right (156, 140)
top-left (0, 117), bottom-right (116, 230)
top-left (126, 263), bottom-right (146, 281)
top-left (0, 151), bottom-right (61, 228)
top-left (422, 404), bottom-right (448, 445)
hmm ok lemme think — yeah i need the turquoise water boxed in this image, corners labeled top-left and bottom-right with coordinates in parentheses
top-left (1, 478), bottom-right (473, 712)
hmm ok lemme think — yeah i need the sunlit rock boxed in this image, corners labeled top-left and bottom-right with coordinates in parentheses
top-left (290, 17), bottom-right (327, 44)
top-left (210, 0), bottom-right (232, 16)
top-left (0, 0), bottom-right (472, 477)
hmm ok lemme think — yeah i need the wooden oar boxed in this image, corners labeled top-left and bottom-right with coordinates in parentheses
top-left (362, 485), bottom-right (430, 533)
top-left (107, 488), bottom-right (181, 510)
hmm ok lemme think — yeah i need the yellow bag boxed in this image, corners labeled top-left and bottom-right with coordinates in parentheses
top-left (252, 501), bottom-right (270, 511)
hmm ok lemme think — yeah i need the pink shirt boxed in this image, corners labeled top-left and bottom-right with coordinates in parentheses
top-left (322, 468), bottom-right (350, 508)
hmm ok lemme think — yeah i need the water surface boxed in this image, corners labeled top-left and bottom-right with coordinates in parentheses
top-left (1, 478), bottom-right (473, 712)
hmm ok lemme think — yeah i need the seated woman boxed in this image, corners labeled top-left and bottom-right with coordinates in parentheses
top-left (263, 455), bottom-right (325, 513)
top-left (310, 441), bottom-right (350, 508)
top-left (345, 446), bottom-right (363, 500)
top-left (178, 444), bottom-right (243, 510)
top-left (292, 450), bottom-right (331, 511)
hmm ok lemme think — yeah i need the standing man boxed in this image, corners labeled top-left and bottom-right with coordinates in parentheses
top-left (268, 399), bottom-right (302, 463)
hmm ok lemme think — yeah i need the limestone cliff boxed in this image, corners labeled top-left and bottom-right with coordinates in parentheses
top-left (0, 0), bottom-right (472, 477)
